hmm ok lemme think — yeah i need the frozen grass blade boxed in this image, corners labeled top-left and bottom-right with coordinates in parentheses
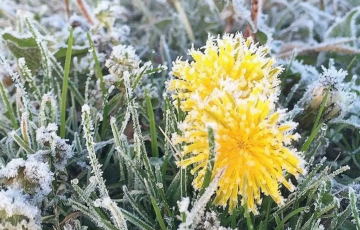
top-left (0, 78), bottom-right (18, 129)
top-left (12, 131), bottom-right (34, 154)
top-left (60, 28), bottom-right (73, 138)
top-left (145, 93), bottom-right (159, 157)
top-left (346, 55), bottom-right (357, 73)
top-left (87, 33), bottom-right (109, 139)
top-left (82, 104), bottom-right (128, 229)
top-left (349, 188), bottom-right (360, 230)
top-left (122, 186), bottom-right (155, 226)
top-left (120, 208), bottom-right (156, 230)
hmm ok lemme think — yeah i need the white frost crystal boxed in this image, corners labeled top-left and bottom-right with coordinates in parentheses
top-left (0, 189), bottom-right (41, 230)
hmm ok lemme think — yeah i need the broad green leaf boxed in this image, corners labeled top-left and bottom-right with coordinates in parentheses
top-left (325, 7), bottom-right (360, 38)
top-left (2, 32), bottom-right (41, 72)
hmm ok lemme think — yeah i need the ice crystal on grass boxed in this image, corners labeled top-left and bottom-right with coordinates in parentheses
top-left (0, 189), bottom-right (41, 230)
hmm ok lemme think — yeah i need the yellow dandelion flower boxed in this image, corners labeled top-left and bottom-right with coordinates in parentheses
top-left (175, 88), bottom-right (306, 214)
top-left (168, 33), bottom-right (282, 111)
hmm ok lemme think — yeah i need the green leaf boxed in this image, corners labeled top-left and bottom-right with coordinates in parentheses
top-left (54, 45), bottom-right (89, 60)
top-left (60, 28), bottom-right (74, 138)
top-left (2, 32), bottom-right (41, 72)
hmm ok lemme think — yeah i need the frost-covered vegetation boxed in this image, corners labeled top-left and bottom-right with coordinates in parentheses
top-left (0, 0), bottom-right (360, 229)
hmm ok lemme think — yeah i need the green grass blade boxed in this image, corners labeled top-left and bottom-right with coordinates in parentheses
top-left (60, 28), bottom-right (73, 138)
top-left (346, 55), bottom-right (357, 73)
top-left (0, 79), bottom-right (18, 129)
top-left (150, 196), bottom-right (167, 230)
top-left (145, 93), bottom-right (159, 157)
top-left (275, 207), bottom-right (307, 230)
top-left (301, 123), bottom-right (323, 153)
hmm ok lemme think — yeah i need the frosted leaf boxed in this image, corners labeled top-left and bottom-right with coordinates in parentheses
top-left (0, 189), bottom-right (41, 230)
top-left (0, 158), bottom-right (26, 178)
top-left (0, 157), bottom-right (54, 199)
top-left (325, 7), bottom-right (360, 39)
top-left (23, 157), bottom-right (54, 196)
